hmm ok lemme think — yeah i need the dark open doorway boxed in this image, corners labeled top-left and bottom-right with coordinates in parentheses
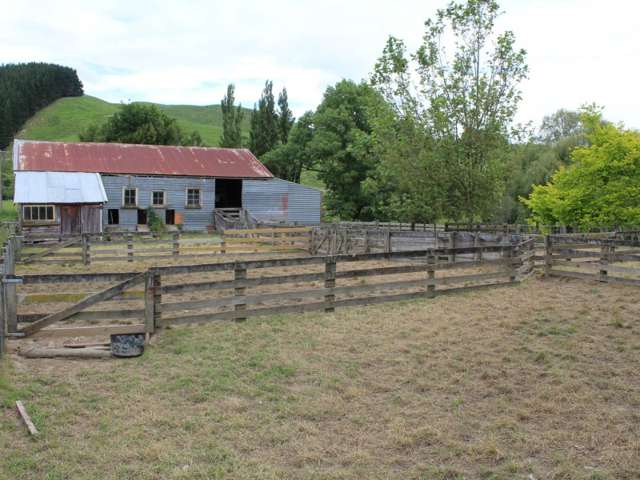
top-left (137, 209), bottom-right (147, 225)
top-left (215, 179), bottom-right (242, 208)
top-left (165, 209), bottom-right (175, 225)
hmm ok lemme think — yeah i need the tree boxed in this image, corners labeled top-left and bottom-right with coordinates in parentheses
top-left (80, 103), bottom-right (203, 146)
top-left (277, 88), bottom-right (294, 144)
top-left (249, 80), bottom-right (279, 157)
top-left (0, 62), bottom-right (83, 148)
top-left (538, 109), bottom-right (582, 144)
top-left (262, 111), bottom-right (314, 183)
top-left (523, 109), bottom-right (640, 229)
top-left (371, 0), bottom-right (528, 221)
top-left (311, 80), bottom-right (388, 220)
top-left (219, 84), bottom-right (244, 148)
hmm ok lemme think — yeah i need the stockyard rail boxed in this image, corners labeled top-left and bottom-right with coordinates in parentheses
top-left (4, 225), bottom-right (640, 358)
top-left (1, 242), bottom-right (532, 354)
top-left (544, 233), bottom-right (640, 286)
top-left (18, 227), bottom-right (312, 265)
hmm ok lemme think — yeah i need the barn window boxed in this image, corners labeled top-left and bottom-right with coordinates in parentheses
top-left (123, 187), bottom-right (137, 207)
top-left (107, 209), bottom-right (119, 225)
top-left (23, 205), bottom-right (55, 222)
top-left (186, 188), bottom-right (201, 208)
top-left (151, 191), bottom-right (165, 207)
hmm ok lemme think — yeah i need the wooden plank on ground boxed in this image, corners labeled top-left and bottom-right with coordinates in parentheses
top-left (21, 274), bottom-right (146, 336)
top-left (31, 324), bottom-right (145, 338)
top-left (15, 401), bottom-right (39, 436)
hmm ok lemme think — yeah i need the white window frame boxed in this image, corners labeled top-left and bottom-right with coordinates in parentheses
top-left (185, 187), bottom-right (202, 208)
top-left (122, 187), bottom-right (138, 208)
top-left (22, 204), bottom-right (56, 223)
top-left (151, 190), bottom-right (166, 208)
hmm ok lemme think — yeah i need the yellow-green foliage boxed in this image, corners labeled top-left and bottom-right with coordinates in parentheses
top-left (523, 109), bottom-right (640, 228)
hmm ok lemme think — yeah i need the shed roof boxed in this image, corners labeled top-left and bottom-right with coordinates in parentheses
top-left (14, 171), bottom-right (108, 204)
top-left (13, 140), bottom-right (273, 179)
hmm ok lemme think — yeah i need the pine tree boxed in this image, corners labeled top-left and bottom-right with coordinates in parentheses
top-left (249, 80), bottom-right (280, 157)
top-left (277, 87), bottom-right (294, 144)
top-left (219, 84), bottom-right (244, 148)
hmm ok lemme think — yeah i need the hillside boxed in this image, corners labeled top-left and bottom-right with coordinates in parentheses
top-left (17, 95), bottom-right (252, 147)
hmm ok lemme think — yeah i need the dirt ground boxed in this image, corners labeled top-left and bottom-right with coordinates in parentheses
top-left (1, 275), bottom-right (639, 479)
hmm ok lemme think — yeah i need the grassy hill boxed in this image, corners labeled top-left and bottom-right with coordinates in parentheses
top-left (18, 95), bottom-right (252, 147)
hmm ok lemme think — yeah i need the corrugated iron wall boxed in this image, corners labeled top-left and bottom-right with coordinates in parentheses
top-left (242, 178), bottom-right (321, 225)
top-left (101, 175), bottom-right (216, 231)
top-left (242, 179), bottom-right (288, 223)
top-left (99, 175), bottom-right (320, 230)
top-left (286, 180), bottom-right (322, 224)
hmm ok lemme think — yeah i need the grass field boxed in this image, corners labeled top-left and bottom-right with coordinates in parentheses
top-left (1, 277), bottom-right (638, 479)
top-left (17, 95), bottom-right (252, 147)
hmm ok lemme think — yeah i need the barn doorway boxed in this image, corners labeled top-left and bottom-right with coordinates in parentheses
top-left (137, 209), bottom-right (147, 225)
top-left (215, 179), bottom-right (242, 208)
top-left (165, 209), bottom-right (175, 225)
top-left (60, 205), bottom-right (81, 235)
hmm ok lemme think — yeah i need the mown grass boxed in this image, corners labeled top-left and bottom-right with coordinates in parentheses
top-left (1, 277), bottom-right (639, 479)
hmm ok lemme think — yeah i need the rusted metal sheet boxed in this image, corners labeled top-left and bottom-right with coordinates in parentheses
top-left (13, 140), bottom-right (273, 179)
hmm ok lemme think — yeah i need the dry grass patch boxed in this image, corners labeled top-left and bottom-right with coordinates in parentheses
top-left (1, 277), bottom-right (639, 479)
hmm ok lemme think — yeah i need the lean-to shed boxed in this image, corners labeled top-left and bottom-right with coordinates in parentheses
top-left (14, 171), bottom-right (107, 235)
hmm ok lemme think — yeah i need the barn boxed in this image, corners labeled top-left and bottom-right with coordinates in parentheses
top-left (12, 140), bottom-right (321, 235)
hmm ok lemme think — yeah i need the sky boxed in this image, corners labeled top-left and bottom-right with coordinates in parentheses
top-left (2, 0), bottom-right (640, 128)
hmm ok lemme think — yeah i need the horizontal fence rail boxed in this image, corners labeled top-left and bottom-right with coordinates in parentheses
top-left (545, 235), bottom-right (640, 286)
top-left (17, 227), bottom-right (312, 266)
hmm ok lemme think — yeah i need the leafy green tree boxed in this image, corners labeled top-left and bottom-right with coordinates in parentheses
top-left (311, 80), bottom-right (388, 220)
top-left (80, 103), bottom-right (203, 146)
top-left (219, 84), bottom-right (244, 148)
top-left (538, 109), bottom-right (583, 144)
top-left (371, 0), bottom-right (528, 221)
top-left (262, 111), bottom-right (314, 182)
top-left (277, 88), bottom-right (294, 144)
top-left (523, 109), bottom-right (640, 228)
top-left (249, 80), bottom-right (279, 157)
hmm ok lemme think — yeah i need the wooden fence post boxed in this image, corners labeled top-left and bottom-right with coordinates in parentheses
top-left (544, 235), bottom-right (552, 277)
top-left (324, 256), bottom-right (336, 312)
top-left (599, 241), bottom-right (610, 283)
top-left (426, 253), bottom-right (436, 298)
top-left (508, 244), bottom-right (518, 282)
top-left (310, 228), bottom-right (316, 255)
top-left (82, 234), bottom-right (91, 265)
top-left (384, 229), bottom-right (392, 255)
top-left (153, 272), bottom-right (162, 329)
top-left (449, 231), bottom-right (457, 263)
top-left (473, 232), bottom-right (481, 261)
top-left (0, 281), bottom-right (5, 358)
top-left (172, 232), bottom-right (180, 257)
top-left (234, 262), bottom-right (247, 322)
top-left (4, 240), bottom-right (17, 334)
top-left (127, 234), bottom-right (133, 262)
top-left (144, 271), bottom-right (155, 336)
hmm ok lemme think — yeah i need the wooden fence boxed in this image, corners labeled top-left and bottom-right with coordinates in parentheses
top-left (17, 227), bottom-right (312, 266)
top-left (312, 224), bottom-right (519, 257)
top-left (544, 234), bottom-right (640, 286)
top-left (1, 243), bottom-right (527, 346)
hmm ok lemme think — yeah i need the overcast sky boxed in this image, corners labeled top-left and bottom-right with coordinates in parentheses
top-left (3, 0), bottom-right (639, 128)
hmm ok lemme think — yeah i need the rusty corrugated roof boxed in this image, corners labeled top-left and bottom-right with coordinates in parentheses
top-left (13, 140), bottom-right (273, 179)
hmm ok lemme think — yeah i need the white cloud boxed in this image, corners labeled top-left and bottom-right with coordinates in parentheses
top-left (2, 0), bottom-right (640, 127)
